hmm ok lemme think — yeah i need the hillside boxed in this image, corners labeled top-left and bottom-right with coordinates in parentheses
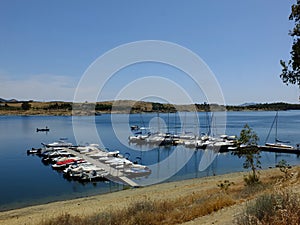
top-left (1, 99), bottom-right (300, 115)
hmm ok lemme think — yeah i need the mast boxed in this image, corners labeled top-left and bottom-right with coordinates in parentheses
top-left (265, 111), bottom-right (278, 144)
top-left (275, 111), bottom-right (278, 143)
top-left (167, 111), bottom-right (170, 133)
top-left (157, 112), bottom-right (160, 133)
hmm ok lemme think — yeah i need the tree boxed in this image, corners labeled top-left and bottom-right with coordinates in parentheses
top-left (233, 124), bottom-right (261, 185)
top-left (280, 1), bottom-right (300, 86)
top-left (21, 102), bottom-right (31, 110)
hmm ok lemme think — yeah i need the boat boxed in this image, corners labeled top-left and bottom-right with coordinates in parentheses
top-left (52, 157), bottom-right (85, 169)
top-left (79, 170), bottom-right (109, 182)
top-left (41, 149), bottom-right (75, 163)
top-left (260, 112), bottom-right (300, 154)
top-left (63, 162), bottom-right (105, 180)
top-left (124, 166), bottom-right (151, 178)
top-left (41, 138), bottom-right (73, 148)
top-left (36, 127), bottom-right (50, 132)
top-left (130, 125), bottom-right (139, 131)
top-left (128, 127), bottom-right (151, 143)
top-left (27, 148), bottom-right (42, 155)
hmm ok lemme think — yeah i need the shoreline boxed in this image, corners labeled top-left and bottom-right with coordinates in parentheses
top-left (1, 167), bottom-right (298, 225)
top-left (0, 109), bottom-right (299, 117)
top-left (1, 101), bottom-right (300, 116)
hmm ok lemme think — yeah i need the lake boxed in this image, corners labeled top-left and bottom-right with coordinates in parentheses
top-left (0, 110), bottom-right (300, 211)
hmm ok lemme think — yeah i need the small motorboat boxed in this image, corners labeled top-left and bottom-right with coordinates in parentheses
top-left (27, 148), bottom-right (42, 155)
top-left (131, 125), bottom-right (139, 131)
top-left (36, 127), bottom-right (50, 132)
top-left (52, 157), bottom-right (85, 169)
top-left (79, 170), bottom-right (109, 182)
top-left (41, 139), bottom-right (73, 148)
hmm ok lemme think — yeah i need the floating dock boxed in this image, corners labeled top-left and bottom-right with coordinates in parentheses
top-left (64, 147), bottom-right (140, 187)
top-left (259, 145), bottom-right (300, 155)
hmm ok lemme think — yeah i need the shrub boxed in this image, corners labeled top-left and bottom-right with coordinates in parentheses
top-left (217, 180), bottom-right (234, 192)
top-left (236, 191), bottom-right (300, 225)
top-left (276, 159), bottom-right (292, 179)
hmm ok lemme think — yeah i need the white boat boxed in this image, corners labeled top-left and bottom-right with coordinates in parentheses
top-left (42, 139), bottom-right (73, 147)
top-left (265, 142), bottom-right (294, 149)
top-left (146, 135), bottom-right (165, 144)
top-left (88, 152), bottom-right (108, 159)
top-left (105, 158), bottom-right (131, 166)
top-left (79, 170), bottom-right (109, 182)
top-left (263, 111), bottom-right (295, 150)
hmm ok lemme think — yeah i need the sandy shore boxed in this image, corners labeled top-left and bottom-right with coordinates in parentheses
top-left (0, 167), bottom-right (299, 225)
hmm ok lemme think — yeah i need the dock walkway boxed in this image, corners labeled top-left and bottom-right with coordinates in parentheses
top-left (65, 148), bottom-right (140, 187)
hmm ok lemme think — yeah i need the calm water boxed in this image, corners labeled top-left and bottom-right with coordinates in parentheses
top-left (0, 111), bottom-right (300, 211)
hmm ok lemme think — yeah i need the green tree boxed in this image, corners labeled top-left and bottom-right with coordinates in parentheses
top-left (21, 102), bottom-right (31, 110)
top-left (280, 1), bottom-right (300, 86)
top-left (233, 124), bottom-right (261, 185)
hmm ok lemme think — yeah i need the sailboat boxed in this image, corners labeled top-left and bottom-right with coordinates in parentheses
top-left (261, 111), bottom-right (300, 153)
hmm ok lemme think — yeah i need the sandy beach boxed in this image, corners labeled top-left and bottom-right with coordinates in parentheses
top-left (1, 166), bottom-right (299, 225)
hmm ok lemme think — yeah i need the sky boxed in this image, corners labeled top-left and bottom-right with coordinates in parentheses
top-left (0, 0), bottom-right (299, 105)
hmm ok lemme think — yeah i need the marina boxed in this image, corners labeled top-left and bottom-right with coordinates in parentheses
top-left (1, 111), bottom-right (300, 211)
top-left (28, 141), bottom-right (150, 187)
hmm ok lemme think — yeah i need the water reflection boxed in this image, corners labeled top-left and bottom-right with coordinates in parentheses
top-left (0, 111), bottom-right (300, 211)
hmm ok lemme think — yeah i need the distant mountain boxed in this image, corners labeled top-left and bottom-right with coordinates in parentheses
top-left (239, 102), bottom-right (258, 107)
top-left (0, 98), bottom-right (18, 103)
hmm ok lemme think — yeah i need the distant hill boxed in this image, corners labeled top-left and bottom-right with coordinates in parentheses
top-left (1, 99), bottom-right (300, 115)
top-left (0, 98), bottom-right (18, 103)
top-left (239, 102), bottom-right (258, 107)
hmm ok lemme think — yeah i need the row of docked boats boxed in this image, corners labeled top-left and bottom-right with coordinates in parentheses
top-left (128, 129), bottom-right (300, 155)
top-left (27, 140), bottom-right (151, 184)
top-left (129, 110), bottom-right (300, 155)
top-left (128, 130), bottom-right (238, 152)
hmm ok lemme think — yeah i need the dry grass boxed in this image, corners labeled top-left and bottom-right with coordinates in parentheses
top-left (41, 192), bottom-right (235, 225)
top-left (234, 167), bottom-right (300, 225)
top-left (235, 191), bottom-right (300, 225)
top-left (2, 167), bottom-right (299, 225)
top-left (40, 167), bottom-right (300, 225)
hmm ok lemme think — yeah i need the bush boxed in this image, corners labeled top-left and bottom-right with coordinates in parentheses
top-left (276, 159), bottom-right (292, 179)
top-left (243, 174), bottom-right (260, 186)
top-left (217, 180), bottom-right (234, 192)
top-left (21, 102), bottom-right (31, 110)
top-left (236, 191), bottom-right (300, 225)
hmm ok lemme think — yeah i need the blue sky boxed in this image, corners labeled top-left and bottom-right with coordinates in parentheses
top-left (0, 0), bottom-right (299, 105)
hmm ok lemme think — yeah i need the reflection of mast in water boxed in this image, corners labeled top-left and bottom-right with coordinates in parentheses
top-left (156, 146), bottom-right (161, 179)
top-left (140, 113), bottom-right (145, 128)
top-left (167, 112), bottom-right (170, 133)
top-left (194, 150), bottom-right (198, 178)
top-left (166, 146), bottom-right (171, 177)
top-left (206, 151), bottom-right (218, 176)
top-left (157, 112), bottom-right (160, 133)
top-left (174, 112), bottom-right (177, 135)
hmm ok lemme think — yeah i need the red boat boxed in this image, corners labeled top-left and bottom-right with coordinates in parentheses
top-left (52, 158), bottom-right (85, 169)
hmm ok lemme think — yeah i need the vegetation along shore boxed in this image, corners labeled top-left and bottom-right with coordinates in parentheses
top-left (1, 99), bottom-right (300, 116)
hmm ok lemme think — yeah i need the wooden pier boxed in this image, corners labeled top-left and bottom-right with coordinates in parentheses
top-left (65, 148), bottom-right (140, 187)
